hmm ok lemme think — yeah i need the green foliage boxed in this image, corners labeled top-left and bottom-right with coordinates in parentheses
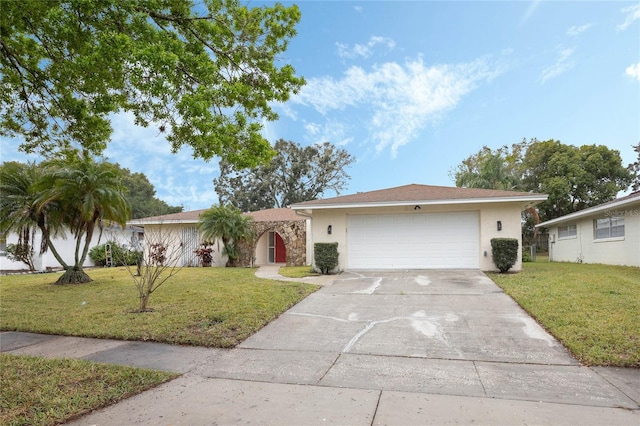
top-left (452, 139), bottom-right (633, 225)
top-left (112, 164), bottom-right (182, 219)
top-left (0, 267), bottom-right (318, 347)
top-left (490, 262), bottom-right (640, 367)
top-left (522, 140), bottom-right (633, 221)
top-left (89, 241), bottom-right (142, 267)
top-left (522, 248), bottom-right (532, 263)
top-left (0, 155), bottom-right (131, 284)
top-left (36, 152), bottom-right (131, 283)
top-left (0, 162), bottom-right (51, 257)
top-left (199, 205), bottom-right (253, 266)
top-left (215, 139), bottom-right (355, 211)
top-left (490, 238), bottom-right (518, 273)
top-left (5, 242), bottom-right (36, 271)
top-left (314, 242), bottom-right (339, 275)
top-left (451, 144), bottom-right (523, 190)
top-left (0, 0), bottom-right (304, 167)
top-left (1, 354), bottom-right (177, 426)
top-left (628, 142), bottom-right (640, 192)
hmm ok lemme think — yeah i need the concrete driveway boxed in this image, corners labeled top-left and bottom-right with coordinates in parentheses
top-left (24, 269), bottom-right (636, 425)
top-left (195, 270), bottom-right (635, 411)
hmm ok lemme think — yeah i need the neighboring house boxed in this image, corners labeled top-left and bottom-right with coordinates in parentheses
top-left (129, 208), bottom-right (310, 267)
top-left (0, 224), bottom-right (142, 272)
top-left (290, 184), bottom-right (547, 272)
top-left (537, 191), bottom-right (640, 267)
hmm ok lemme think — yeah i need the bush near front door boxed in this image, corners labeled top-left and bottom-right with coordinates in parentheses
top-left (491, 238), bottom-right (518, 273)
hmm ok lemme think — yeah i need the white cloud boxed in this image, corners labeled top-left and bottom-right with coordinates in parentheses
top-left (336, 36), bottom-right (396, 59)
top-left (626, 62), bottom-right (640, 80)
top-left (290, 56), bottom-right (502, 156)
top-left (566, 23), bottom-right (593, 36)
top-left (540, 48), bottom-right (575, 84)
top-left (304, 120), bottom-right (353, 147)
top-left (617, 4), bottom-right (640, 31)
top-left (104, 111), bottom-right (220, 210)
top-left (519, 0), bottom-right (541, 26)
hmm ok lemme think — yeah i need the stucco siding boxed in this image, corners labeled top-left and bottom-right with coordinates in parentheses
top-left (307, 203), bottom-right (524, 272)
top-left (0, 227), bottom-right (139, 272)
top-left (549, 213), bottom-right (640, 267)
top-left (142, 223), bottom-right (227, 267)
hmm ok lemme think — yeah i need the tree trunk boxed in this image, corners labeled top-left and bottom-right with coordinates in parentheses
top-left (138, 293), bottom-right (152, 312)
top-left (55, 266), bottom-right (92, 284)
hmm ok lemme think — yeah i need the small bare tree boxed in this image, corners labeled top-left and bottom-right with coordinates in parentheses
top-left (122, 225), bottom-right (184, 312)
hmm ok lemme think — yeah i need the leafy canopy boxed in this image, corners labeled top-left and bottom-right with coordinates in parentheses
top-left (214, 139), bottom-right (355, 211)
top-left (0, 0), bottom-right (304, 167)
top-left (198, 204), bottom-right (252, 266)
top-left (0, 155), bottom-right (130, 284)
top-left (112, 164), bottom-right (183, 219)
top-left (452, 139), bottom-right (633, 222)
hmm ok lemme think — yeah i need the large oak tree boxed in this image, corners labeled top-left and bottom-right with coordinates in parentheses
top-left (213, 139), bottom-right (355, 211)
top-left (0, 0), bottom-right (304, 167)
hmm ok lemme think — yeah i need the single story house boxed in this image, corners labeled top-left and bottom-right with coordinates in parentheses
top-left (129, 208), bottom-right (310, 267)
top-left (290, 184), bottom-right (547, 272)
top-left (536, 191), bottom-right (640, 267)
top-left (0, 224), bottom-right (142, 272)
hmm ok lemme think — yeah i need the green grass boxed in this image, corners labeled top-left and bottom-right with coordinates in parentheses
top-left (279, 265), bottom-right (319, 278)
top-left (0, 354), bottom-right (176, 426)
top-left (0, 267), bottom-right (318, 347)
top-left (489, 261), bottom-right (640, 367)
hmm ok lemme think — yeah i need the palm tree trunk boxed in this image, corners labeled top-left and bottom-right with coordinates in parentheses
top-left (51, 233), bottom-right (92, 285)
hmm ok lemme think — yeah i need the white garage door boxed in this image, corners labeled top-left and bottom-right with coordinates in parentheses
top-left (347, 212), bottom-right (479, 269)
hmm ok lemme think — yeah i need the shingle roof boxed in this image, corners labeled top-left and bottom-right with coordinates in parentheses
top-left (245, 208), bottom-right (302, 222)
top-left (290, 184), bottom-right (546, 209)
top-left (129, 207), bottom-right (303, 225)
top-left (537, 191), bottom-right (640, 227)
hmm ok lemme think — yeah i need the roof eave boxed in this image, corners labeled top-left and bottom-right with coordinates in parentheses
top-left (537, 196), bottom-right (640, 228)
top-left (290, 195), bottom-right (548, 211)
top-left (127, 219), bottom-right (200, 226)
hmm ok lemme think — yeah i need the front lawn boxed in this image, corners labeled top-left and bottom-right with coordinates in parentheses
top-left (279, 265), bottom-right (319, 278)
top-left (0, 267), bottom-right (318, 347)
top-left (489, 261), bottom-right (640, 367)
top-left (0, 354), bottom-right (176, 426)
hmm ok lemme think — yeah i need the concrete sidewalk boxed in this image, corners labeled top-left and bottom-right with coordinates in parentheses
top-left (1, 267), bottom-right (639, 425)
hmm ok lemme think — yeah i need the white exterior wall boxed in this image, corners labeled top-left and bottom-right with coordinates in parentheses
top-left (141, 223), bottom-right (227, 267)
top-left (307, 202), bottom-right (524, 272)
top-left (0, 226), bottom-right (138, 272)
top-left (548, 213), bottom-right (640, 267)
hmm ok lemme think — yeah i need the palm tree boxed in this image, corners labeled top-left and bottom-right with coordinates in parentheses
top-left (199, 205), bottom-right (253, 267)
top-left (456, 153), bottom-right (520, 191)
top-left (0, 161), bottom-right (51, 270)
top-left (37, 152), bottom-right (131, 284)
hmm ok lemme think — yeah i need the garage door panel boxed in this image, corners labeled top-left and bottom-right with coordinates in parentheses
top-left (347, 212), bottom-right (479, 269)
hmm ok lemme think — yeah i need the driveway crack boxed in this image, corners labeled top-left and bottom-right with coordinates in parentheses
top-left (473, 361), bottom-right (488, 396)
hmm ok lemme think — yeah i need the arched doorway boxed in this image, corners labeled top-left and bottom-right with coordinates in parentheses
top-left (269, 231), bottom-right (286, 263)
top-left (254, 231), bottom-right (287, 265)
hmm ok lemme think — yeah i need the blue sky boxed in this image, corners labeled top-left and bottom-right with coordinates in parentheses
top-left (2, 1), bottom-right (639, 211)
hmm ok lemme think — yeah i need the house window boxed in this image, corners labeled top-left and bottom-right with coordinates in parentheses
top-left (594, 217), bottom-right (624, 240)
top-left (557, 224), bottom-right (577, 239)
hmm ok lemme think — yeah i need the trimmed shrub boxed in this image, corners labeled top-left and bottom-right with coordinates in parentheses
top-left (491, 238), bottom-right (519, 273)
top-left (89, 241), bottom-right (142, 266)
top-left (522, 248), bottom-right (532, 263)
top-left (314, 242), bottom-right (339, 275)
